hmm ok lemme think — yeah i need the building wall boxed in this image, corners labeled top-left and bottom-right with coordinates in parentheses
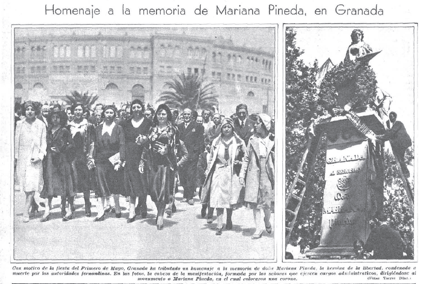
top-left (14, 32), bottom-right (274, 116)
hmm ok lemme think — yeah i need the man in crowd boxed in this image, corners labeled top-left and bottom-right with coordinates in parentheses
top-left (201, 110), bottom-right (214, 136)
top-left (207, 113), bottom-right (222, 141)
top-left (38, 104), bottom-right (51, 127)
top-left (233, 104), bottom-right (255, 145)
top-left (177, 108), bottom-right (204, 205)
top-left (376, 111), bottom-right (412, 177)
top-left (364, 212), bottom-right (405, 259)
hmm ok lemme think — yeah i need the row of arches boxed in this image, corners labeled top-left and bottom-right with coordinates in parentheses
top-left (14, 83), bottom-right (145, 93)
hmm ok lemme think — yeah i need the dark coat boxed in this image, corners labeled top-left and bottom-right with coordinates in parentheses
top-left (233, 118), bottom-right (255, 146)
top-left (177, 121), bottom-right (204, 161)
top-left (382, 121), bottom-right (412, 150)
top-left (364, 223), bottom-right (405, 259)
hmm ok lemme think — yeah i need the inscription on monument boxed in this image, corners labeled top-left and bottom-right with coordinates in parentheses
top-left (328, 217), bottom-right (355, 230)
top-left (327, 152), bottom-right (366, 164)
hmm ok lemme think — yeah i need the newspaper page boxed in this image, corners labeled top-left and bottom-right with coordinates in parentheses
top-left (0, 0), bottom-right (421, 283)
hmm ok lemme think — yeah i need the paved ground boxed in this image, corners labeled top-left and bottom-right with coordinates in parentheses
top-left (13, 188), bottom-right (275, 260)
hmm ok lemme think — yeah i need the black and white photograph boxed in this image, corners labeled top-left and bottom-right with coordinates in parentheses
top-left (12, 26), bottom-right (276, 260)
top-left (285, 25), bottom-right (415, 260)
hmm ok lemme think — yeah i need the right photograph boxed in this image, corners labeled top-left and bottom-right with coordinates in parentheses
top-left (285, 25), bottom-right (416, 260)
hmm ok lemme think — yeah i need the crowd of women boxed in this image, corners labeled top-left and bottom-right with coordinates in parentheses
top-left (14, 99), bottom-right (275, 238)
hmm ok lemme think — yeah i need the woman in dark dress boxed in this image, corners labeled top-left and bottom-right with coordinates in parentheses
top-left (144, 104), bottom-right (178, 230)
top-left (121, 99), bottom-right (152, 223)
top-left (40, 110), bottom-right (75, 221)
top-left (68, 103), bottom-right (96, 218)
top-left (90, 105), bottom-right (126, 221)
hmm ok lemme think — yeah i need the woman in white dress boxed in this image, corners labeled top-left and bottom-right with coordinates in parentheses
top-left (239, 114), bottom-right (275, 239)
top-left (15, 101), bottom-right (47, 222)
top-left (201, 118), bottom-right (245, 235)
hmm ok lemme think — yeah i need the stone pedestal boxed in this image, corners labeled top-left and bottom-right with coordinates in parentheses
top-left (307, 112), bottom-right (385, 259)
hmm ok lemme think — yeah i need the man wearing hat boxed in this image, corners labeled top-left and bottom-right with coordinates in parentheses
top-left (233, 104), bottom-right (255, 146)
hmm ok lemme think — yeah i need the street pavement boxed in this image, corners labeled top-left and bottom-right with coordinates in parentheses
top-left (13, 188), bottom-right (275, 260)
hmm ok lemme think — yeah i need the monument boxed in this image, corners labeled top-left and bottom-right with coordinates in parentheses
top-left (306, 113), bottom-right (385, 258)
top-left (306, 29), bottom-right (386, 258)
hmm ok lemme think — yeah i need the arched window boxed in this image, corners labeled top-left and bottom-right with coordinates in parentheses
top-left (105, 83), bottom-right (118, 90)
top-left (217, 52), bottom-right (222, 63)
top-left (247, 91), bottom-right (254, 97)
top-left (33, 83), bottom-right (44, 89)
top-left (131, 84), bottom-right (145, 100)
top-left (194, 47), bottom-right (200, 58)
top-left (15, 83), bottom-right (23, 89)
top-left (143, 46), bottom-right (149, 59)
top-left (137, 47), bottom-right (143, 59)
top-left (130, 47), bottom-right (135, 58)
top-left (212, 52), bottom-right (216, 62)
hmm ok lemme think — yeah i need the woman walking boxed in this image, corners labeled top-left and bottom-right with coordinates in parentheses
top-left (90, 105), bottom-right (126, 221)
top-left (15, 101), bottom-right (47, 222)
top-left (239, 114), bottom-right (275, 239)
top-left (201, 118), bottom-right (245, 235)
top-left (40, 110), bottom-right (75, 221)
top-left (68, 103), bottom-right (96, 218)
top-left (144, 104), bottom-right (178, 230)
top-left (121, 99), bottom-right (152, 223)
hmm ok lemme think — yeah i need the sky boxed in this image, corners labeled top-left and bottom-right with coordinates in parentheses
top-left (291, 26), bottom-right (415, 137)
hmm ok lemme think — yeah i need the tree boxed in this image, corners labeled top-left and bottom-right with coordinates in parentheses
top-left (285, 28), bottom-right (324, 248)
top-left (157, 72), bottom-right (218, 111)
top-left (65, 90), bottom-right (99, 109)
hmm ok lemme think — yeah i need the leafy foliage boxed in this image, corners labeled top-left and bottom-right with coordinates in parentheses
top-left (381, 145), bottom-right (414, 258)
top-left (157, 72), bottom-right (218, 111)
top-left (318, 60), bottom-right (377, 114)
top-left (65, 90), bottom-right (99, 109)
top-left (285, 28), bottom-right (324, 247)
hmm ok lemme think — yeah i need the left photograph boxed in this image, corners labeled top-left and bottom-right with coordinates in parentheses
top-left (13, 26), bottom-right (276, 260)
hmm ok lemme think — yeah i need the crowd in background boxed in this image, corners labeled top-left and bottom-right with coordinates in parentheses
top-left (14, 99), bottom-right (275, 238)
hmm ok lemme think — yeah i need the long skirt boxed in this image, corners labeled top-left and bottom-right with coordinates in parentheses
top-left (95, 162), bottom-right (125, 197)
top-left (245, 157), bottom-right (273, 209)
top-left (71, 154), bottom-right (95, 194)
top-left (149, 165), bottom-right (173, 206)
top-left (40, 152), bottom-right (74, 198)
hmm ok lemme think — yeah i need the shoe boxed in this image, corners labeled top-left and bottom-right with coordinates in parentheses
top-left (264, 218), bottom-right (272, 234)
top-left (39, 202), bottom-right (46, 208)
top-left (181, 198), bottom-right (187, 203)
top-left (141, 212), bottom-right (147, 219)
top-left (216, 225), bottom-right (224, 236)
top-left (115, 212), bottom-right (121, 218)
top-left (166, 208), bottom-right (172, 218)
top-left (30, 205), bottom-right (39, 214)
top-left (104, 205), bottom-right (113, 213)
top-left (23, 216), bottom-right (30, 223)
top-left (61, 209), bottom-right (67, 218)
top-left (135, 206), bottom-right (141, 215)
top-left (127, 216), bottom-right (136, 223)
top-left (85, 202), bottom-right (92, 217)
top-left (226, 221), bottom-right (233, 230)
top-left (207, 218), bottom-right (213, 224)
top-left (252, 230), bottom-right (264, 239)
top-left (201, 207), bottom-right (206, 218)
top-left (171, 203), bottom-right (177, 213)
top-left (62, 213), bottom-right (74, 222)
top-left (40, 214), bottom-right (50, 222)
top-left (94, 214), bottom-right (105, 222)
top-left (188, 199), bottom-right (194, 205)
